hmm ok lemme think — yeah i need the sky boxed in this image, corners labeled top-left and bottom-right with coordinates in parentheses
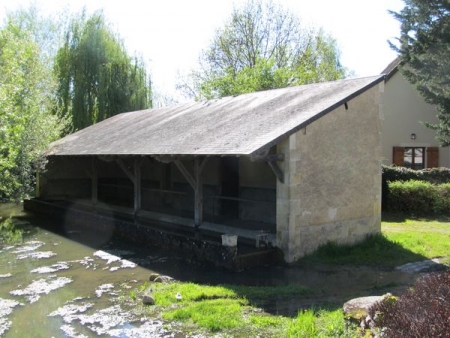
top-left (0, 0), bottom-right (404, 103)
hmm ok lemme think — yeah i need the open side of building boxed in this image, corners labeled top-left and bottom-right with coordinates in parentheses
top-left (26, 75), bottom-right (385, 265)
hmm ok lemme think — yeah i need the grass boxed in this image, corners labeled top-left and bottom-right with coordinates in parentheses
top-left (123, 214), bottom-right (450, 337)
top-left (382, 217), bottom-right (450, 265)
top-left (298, 216), bottom-right (450, 267)
top-left (163, 298), bottom-right (247, 332)
top-left (128, 281), bottom-right (316, 336)
top-left (286, 309), bottom-right (354, 338)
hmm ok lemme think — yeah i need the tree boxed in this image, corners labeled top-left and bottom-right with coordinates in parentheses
top-left (55, 11), bottom-right (152, 132)
top-left (391, 0), bottom-right (450, 146)
top-left (178, 0), bottom-right (347, 100)
top-left (0, 12), bottom-right (63, 200)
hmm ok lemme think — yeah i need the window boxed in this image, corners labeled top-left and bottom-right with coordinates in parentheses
top-left (393, 146), bottom-right (439, 169)
top-left (404, 147), bottom-right (425, 170)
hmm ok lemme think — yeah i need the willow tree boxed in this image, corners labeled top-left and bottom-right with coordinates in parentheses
top-left (178, 0), bottom-right (347, 100)
top-left (55, 12), bottom-right (152, 132)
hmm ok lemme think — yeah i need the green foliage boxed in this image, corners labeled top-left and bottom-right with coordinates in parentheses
top-left (391, 1), bottom-right (450, 146)
top-left (143, 281), bottom-right (316, 334)
top-left (387, 180), bottom-right (438, 214)
top-left (179, 0), bottom-right (347, 100)
top-left (55, 11), bottom-right (152, 132)
top-left (163, 298), bottom-right (246, 332)
top-left (301, 218), bottom-right (450, 267)
top-left (230, 284), bottom-right (312, 299)
top-left (286, 309), bottom-right (349, 338)
top-left (0, 10), bottom-right (63, 200)
top-left (387, 180), bottom-right (450, 215)
top-left (382, 165), bottom-right (450, 184)
top-left (369, 272), bottom-right (450, 337)
top-left (152, 282), bottom-right (237, 306)
top-left (0, 218), bottom-right (23, 244)
top-left (386, 227), bottom-right (450, 261)
top-left (299, 233), bottom-right (426, 267)
top-left (382, 165), bottom-right (450, 214)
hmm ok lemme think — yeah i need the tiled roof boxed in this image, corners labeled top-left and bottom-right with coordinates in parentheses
top-left (48, 75), bottom-right (384, 157)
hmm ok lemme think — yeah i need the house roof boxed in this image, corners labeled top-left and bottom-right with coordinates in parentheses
top-left (48, 75), bottom-right (384, 158)
top-left (381, 57), bottom-right (400, 81)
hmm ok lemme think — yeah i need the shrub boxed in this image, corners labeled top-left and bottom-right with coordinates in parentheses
top-left (435, 183), bottom-right (450, 212)
top-left (382, 166), bottom-right (450, 213)
top-left (369, 272), bottom-right (450, 337)
top-left (387, 180), bottom-right (440, 215)
top-left (382, 165), bottom-right (450, 184)
top-left (385, 180), bottom-right (450, 215)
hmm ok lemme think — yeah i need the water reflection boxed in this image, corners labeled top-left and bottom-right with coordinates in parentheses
top-left (0, 203), bottom-right (416, 337)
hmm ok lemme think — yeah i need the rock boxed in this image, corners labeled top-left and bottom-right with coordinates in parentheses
top-left (343, 293), bottom-right (395, 337)
top-left (153, 275), bottom-right (174, 283)
top-left (395, 258), bottom-right (449, 273)
top-left (343, 295), bottom-right (388, 321)
top-left (142, 293), bottom-right (155, 305)
top-left (148, 273), bottom-right (160, 282)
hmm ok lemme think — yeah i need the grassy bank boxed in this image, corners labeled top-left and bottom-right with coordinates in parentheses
top-left (123, 215), bottom-right (450, 337)
top-left (124, 282), bottom-right (354, 337)
top-left (299, 215), bottom-right (450, 266)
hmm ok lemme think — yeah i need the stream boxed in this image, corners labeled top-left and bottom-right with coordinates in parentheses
top-left (0, 203), bottom-right (416, 337)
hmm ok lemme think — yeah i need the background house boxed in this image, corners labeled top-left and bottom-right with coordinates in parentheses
top-left (382, 58), bottom-right (450, 168)
top-left (28, 76), bottom-right (384, 264)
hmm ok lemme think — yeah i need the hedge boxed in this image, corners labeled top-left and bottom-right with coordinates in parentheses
top-left (382, 166), bottom-right (450, 215)
top-left (382, 165), bottom-right (450, 184)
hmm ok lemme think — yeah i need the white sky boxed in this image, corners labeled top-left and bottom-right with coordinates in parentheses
top-left (0, 0), bottom-right (404, 102)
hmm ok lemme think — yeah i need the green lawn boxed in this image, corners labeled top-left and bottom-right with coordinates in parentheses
top-left (298, 216), bottom-right (450, 267)
top-left (124, 215), bottom-right (450, 337)
top-left (127, 281), bottom-right (352, 337)
top-left (382, 216), bottom-right (450, 265)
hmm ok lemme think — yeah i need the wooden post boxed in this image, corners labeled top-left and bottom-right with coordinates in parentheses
top-left (194, 158), bottom-right (203, 228)
top-left (116, 157), bottom-right (141, 216)
top-left (92, 157), bottom-right (98, 205)
top-left (134, 157), bottom-right (142, 216)
top-left (174, 157), bottom-right (208, 228)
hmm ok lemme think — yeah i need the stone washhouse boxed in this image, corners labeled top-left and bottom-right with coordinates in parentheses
top-left (25, 75), bottom-right (385, 267)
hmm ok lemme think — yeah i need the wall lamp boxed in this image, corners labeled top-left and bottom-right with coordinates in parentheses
top-left (411, 133), bottom-right (416, 140)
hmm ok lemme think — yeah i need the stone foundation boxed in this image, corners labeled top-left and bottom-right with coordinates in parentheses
top-left (24, 198), bottom-right (277, 270)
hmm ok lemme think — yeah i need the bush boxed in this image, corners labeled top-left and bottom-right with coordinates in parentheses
top-left (369, 272), bottom-right (450, 337)
top-left (382, 165), bottom-right (450, 184)
top-left (387, 180), bottom-right (437, 214)
top-left (386, 180), bottom-right (450, 215)
top-left (382, 166), bottom-right (450, 213)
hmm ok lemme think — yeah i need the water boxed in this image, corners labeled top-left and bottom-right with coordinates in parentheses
top-left (0, 203), bottom-right (416, 337)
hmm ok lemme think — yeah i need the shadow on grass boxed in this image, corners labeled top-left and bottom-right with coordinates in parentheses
top-left (220, 283), bottom-right (344, 317)
top-left (297, 233), bottom-right (427, 268)
top-left (382, 211), bottom-right (450, 223)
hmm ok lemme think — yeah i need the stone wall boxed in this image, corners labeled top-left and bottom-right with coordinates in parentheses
top-left (276, 83), bottom-right (383, 262)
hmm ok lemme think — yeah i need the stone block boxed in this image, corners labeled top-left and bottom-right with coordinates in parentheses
top-left (221, 234), bottom-right (237, 247)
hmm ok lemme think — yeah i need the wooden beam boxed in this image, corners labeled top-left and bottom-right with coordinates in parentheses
top-left (267, 160), bottom-right (284, 184)
top-left (91, 157), bottom-right (98, 205)
top-left (174, 157), bottom-right (208, 228)
top-left (194, 158), bottom-right (203, 228)
top-left (250, 154), bottom-right (284, 162)
top-left (174, 160), bottom-right (196, 189)
top-left (134, 157), bottom-right (142, 215)
top-left (116, 158), bottom-right (135, 184)
top-left (198, 156), bottom-right (209, 174)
